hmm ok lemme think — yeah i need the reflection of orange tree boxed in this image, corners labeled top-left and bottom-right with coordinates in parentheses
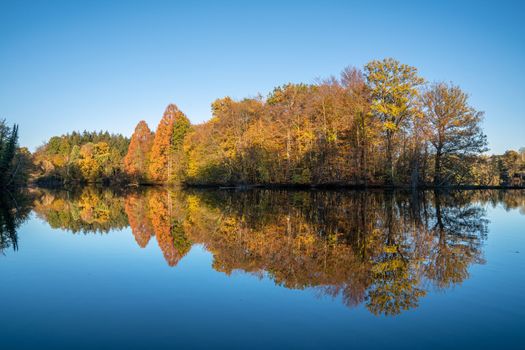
top-left (148, 190), bottom-right (192, 266)
top-left (124, 192), bottom-right (153, 248)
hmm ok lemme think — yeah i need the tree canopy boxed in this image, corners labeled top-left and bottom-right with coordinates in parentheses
top-left (21, 58), bottom-right (525, 188)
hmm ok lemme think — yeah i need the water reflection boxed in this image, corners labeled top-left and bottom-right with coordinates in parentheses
top-left (26, 187), bottom-right (525, 315)
top-left (0, 190), bottom-right (33, 253)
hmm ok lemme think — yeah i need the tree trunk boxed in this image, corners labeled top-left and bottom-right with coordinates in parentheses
top-left (286, 129), bottom-right (291, 182)
top-left (434, 149), bottom-right (442, 186)
top-left (385, 131), bottom-right (394, 186)
top-left (411, 154), bottom-right (419, 190)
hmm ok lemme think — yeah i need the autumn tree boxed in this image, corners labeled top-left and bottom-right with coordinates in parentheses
top-left (340, 67), bottom-right (375, 184)
top-left (499, 150), bottom-right (521, 184)
top-left (123, 121), bottom-right (154, 183)
top-left (423, 83), bottom-right (487, 186)
top-left (77, 142), bottom-right (111, 182)
top-left (266, 84), bottom-right (315, 183)
top-left (149, 104), bottom-right (191, 183)
top-left (364, 58), bottom-right (424, 185)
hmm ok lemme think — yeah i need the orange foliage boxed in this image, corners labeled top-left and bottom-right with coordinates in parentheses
top-left (148, 104), bottom-right (189, 183)
top-left (124, 193), bottom-right (154, 248)
top-left (148, 191), bottom-right (188, 266)
top-left (123, 121), bottom-right (154, 181)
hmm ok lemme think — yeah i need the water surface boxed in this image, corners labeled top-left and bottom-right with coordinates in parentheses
top-left (1, 188), bottom-right (524, 349)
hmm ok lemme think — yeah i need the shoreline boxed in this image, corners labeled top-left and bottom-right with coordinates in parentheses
top-left (27, 181), bottom-right (525, 191)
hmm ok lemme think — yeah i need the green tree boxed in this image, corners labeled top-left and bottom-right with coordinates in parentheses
top-left (0, 120), bottom-right (19, 187)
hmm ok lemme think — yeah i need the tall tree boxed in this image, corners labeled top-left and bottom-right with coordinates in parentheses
top-left (340, 67), bottom-right (374, 184)
top-left (149, 104), bottom-right (191, 183)
top-left (0, 120), bottom-right (19, 187)
top-left (423, 83), bottom-right (487, 186)
top-left (123, 121), bottom-right (154, 182)
top-left (364, 58), bottom-right (424, 185)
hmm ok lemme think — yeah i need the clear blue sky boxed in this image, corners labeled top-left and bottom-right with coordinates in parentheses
top-left (1, 0), bottom-right (523, 154)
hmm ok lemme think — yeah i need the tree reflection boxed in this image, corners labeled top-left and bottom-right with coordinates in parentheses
top-left (147, 190), bottom-right (192, 266)
top-left (29, 187), bottom-right (519, 316)
top-left (33, 187), bottom-right (128, 234)
top-left (0, 189), bottom-right (33, 253)
top-left (124, 190), bottom-right (153, 248)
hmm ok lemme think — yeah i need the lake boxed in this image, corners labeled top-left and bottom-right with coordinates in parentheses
top-left (1, 187), bottom-right (524, 349)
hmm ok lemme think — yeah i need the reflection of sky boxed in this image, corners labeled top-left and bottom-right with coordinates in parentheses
top-left (1, 1), bottom-right (524, 154)
top-left (0, 204), bottom-right (524, 349)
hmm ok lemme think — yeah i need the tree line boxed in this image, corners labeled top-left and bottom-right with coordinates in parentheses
top-left (120, 58), bottom-right (522, 187)
top-left (7, 58), bottom-right (525, 187)
top-left (32, 130), bottom-right (130, 185)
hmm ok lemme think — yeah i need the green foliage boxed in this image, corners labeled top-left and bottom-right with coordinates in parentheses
top-left (33, 131), bottom-right (130, 185)
top-left (0, 120), bottom-right (20, 187)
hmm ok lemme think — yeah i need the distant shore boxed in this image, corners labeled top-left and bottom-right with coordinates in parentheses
top-left (29, 181), bottom-right (525, 191)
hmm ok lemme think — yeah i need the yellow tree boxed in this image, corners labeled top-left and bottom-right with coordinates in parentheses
top-left (364, 58), bottom-right (424, 185)
top-left (77, 142), bottom-right (110, 182)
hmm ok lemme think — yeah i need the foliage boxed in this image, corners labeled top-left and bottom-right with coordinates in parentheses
top-left (30, 187), bottom-right (501, 316)
top-left (364, 58), bottom-right (425, 185)
top-left (423, 83), bottom-right (488, 185)
top-left (0, 120), bottom-right (21, 187)
top-left (26, 58), bottom-right (522, 188)
top-left (124, 121), bottom-right (154, 182)
top-left (0, 189), bottom-right (33, 252)
top-left (33, 131), bottom-right (129, 185)
top-left (148, 104), bottom-right (191, 183)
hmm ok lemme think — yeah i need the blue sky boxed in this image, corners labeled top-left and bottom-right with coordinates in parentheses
top-left (1, 0), bottom-right (524, 153)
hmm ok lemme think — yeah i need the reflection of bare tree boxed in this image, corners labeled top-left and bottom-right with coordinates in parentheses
top-left (425, 192), bottom-right (488, 290)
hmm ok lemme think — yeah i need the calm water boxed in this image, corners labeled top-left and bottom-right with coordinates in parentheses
top-left (1, 187), bottom-right (524, 349)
